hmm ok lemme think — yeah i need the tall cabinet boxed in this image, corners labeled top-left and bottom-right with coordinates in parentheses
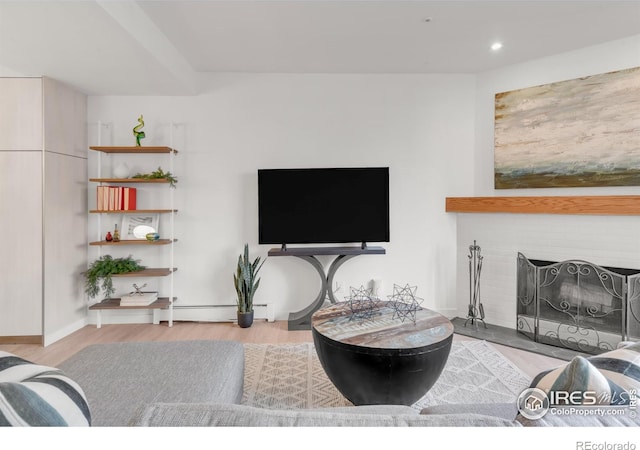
top-left (87, 145), bottom-right (177, 328)
top-left (0, 77), bottom-right (87, 346)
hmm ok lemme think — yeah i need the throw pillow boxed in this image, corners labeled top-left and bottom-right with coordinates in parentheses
top-left (530, 356), bottom-right (616, 405)
top-left (0, 351), bottom-right (91, 426)
top-left (586, 341), bottom-right (640, 398)
top-left (529, 342), bottom-right (640, 406)
top-left (616, 341), bottom-right (637, 349)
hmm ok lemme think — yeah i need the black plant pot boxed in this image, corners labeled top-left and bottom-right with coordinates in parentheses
top-left (237, 310), bottom-right (254, 328)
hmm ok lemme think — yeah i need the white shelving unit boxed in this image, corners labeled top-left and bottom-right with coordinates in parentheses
top-left (87, 142), bottom-right (178, 328)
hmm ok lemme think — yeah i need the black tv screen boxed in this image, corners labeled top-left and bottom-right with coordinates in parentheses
top-left (258, 167), bottom-right (390, 246)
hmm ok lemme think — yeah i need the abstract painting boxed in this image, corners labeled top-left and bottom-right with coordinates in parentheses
top-left (494, 66), bottom-right (640, 189)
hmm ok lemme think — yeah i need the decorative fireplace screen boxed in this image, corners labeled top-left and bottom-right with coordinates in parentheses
top-left (517, 253), bottom-right (640, 355)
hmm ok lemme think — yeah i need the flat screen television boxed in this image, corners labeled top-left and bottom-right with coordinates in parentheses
top-left (258, 167), bottom-right (390, 246)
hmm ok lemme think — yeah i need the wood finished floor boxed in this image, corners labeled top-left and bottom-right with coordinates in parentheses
top-left (0, 320), bottom-right (566, 379)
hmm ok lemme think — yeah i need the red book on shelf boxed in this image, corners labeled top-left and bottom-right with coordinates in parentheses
top-left (113, 186), bottom-right (122, 211)
top-left (117, 186), bottom-right (124, 211)
top-left (124, 187), bottom-right (137, 210)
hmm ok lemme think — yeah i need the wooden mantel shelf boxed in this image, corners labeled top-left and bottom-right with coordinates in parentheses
top-left (445, 195), bottom-right (640, 215)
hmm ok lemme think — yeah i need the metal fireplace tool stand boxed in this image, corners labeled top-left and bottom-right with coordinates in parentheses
top-left (465, 240), bottom-right (487, 328)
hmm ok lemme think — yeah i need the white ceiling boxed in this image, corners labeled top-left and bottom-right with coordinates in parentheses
top-left (0, 0), bottom-right (639, 95)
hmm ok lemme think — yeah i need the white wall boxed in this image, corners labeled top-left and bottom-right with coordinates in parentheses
top-left (87, 73), bottom-right (476, 324)
top-left (453, 35), bottom-right (640, 328)
top-left (0, 64), bottom-right (27, 77)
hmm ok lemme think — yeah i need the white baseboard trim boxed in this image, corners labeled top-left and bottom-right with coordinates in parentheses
top-left (453, 307), bottom-right (516, 331)
top-left (44, 317), bottom-right (88, 347)
top-left (87, 303), bottom-right (274, 327)
top-left (437, 307), bottom-right (459, 319)
top-left (87, 309), bottom-right (155, 326)
top-left (163, 304), bottom-right (272, 323)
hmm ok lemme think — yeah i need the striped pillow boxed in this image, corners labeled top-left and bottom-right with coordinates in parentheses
top-left (530, 342), bottom-right (640, 406)
top-left (0, 352), bottom-right (91, 426)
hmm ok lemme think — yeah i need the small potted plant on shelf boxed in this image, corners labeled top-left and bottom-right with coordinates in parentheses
top-left (84, 255), bottom-right (145, 300)
top-left (233, 244), bottom-right (265, 328)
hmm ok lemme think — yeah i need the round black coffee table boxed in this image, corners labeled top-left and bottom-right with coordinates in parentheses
top-left (311, 301), bottom-right (453, 406)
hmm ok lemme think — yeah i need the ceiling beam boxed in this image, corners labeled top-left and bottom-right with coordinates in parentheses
top-left (96, 0), bottom-right (197, 94)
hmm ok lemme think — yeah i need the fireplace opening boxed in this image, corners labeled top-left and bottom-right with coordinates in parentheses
top-left (517, 253), bottom-right (640, 355)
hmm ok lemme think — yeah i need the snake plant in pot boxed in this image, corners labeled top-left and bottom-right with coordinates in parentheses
top-left (233, 244), bottom-right (265, 328)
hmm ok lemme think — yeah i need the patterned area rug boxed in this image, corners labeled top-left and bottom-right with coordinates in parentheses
top-left (241, 340), bottom-right (532, 410)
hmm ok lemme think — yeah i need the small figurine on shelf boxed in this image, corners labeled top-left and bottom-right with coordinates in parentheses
top-left (133, 114), bottom-right (146, 146)
top-left (131, 283), bottom-right (147, 295)
top-left (113, 224), bottom-right (120, 242)
top-left (105, 231), bottom-right (113, 242)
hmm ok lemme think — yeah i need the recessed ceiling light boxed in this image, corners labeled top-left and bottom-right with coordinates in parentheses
top-left (491, 42), bottom-right (503, 51)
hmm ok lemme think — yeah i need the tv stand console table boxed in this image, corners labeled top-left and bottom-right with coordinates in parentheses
top-left (268, 246), bottom-right (386, 330)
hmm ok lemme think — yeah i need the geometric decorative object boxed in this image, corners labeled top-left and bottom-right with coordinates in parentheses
top-left (388, 283), bottom-right (423, 324)
top-left (131, 283), bottom-right (147, 295)
top-left (345, 285), bottom-right (379, 321)
top-left (494, 66), bottom-right (640, 189)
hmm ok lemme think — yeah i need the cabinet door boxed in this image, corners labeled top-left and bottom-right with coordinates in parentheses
top-left (0, 78), bottom-right (43, 151)
top-left (43, 77), bottom-right (88, 158)
top-left (0, 151), bottom-right (42, 337)
top-left (43, 152), bottom-right (87, 341)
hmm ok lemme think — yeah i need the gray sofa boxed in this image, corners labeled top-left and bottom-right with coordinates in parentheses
top-left (128, 398), bottom-right (639, 427)
top-left (130, 402), bottom-right (523, 427)
top-left (54, 338), bottom-right (639, 427)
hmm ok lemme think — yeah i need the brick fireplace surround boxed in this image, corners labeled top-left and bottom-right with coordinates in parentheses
top-left (447, 195), bottom-right (640, 360)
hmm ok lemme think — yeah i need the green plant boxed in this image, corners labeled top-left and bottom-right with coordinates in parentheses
top-left (84, 255), bottom-right (145, 299)
top-left (233, 244), bottom-right (265, 313)
top-left (132, 166), bottom-right (178, 187)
